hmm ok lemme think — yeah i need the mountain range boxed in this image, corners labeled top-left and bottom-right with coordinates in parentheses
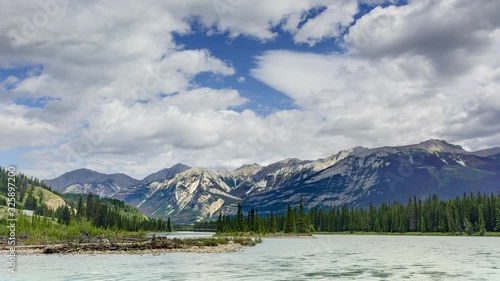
top-left (44, 140), bottom-right (500, 223)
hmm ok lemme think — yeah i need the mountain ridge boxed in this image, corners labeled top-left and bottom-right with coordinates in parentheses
top-left (44, 140), bottom-right (500, 222)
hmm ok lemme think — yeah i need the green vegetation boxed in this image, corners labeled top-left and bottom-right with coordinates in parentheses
top-left (0, 167), bottom-right (61, 216)
top-left (0, 167), bottom-right (53, 192)
top-left (51, 192), bottom-right (170, 232)
top-left (0, 209), bottom-right (146, 245)
top-left (212, 197), bottom-right (311, 235)
top-left (0, 168), bottom-right (173, 244)
top-left (62, 193), bottom-right (145, 218)
top-left (213, 192), bottom-right (500, 236)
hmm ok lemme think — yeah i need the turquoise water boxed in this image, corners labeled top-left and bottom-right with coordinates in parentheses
top-left (5, 235), bottom-right (500, 280)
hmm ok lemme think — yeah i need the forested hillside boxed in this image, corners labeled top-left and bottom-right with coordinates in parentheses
top-left (60, 193), bottom-right (172, 232)
top-left (0, 167), bottom-right (171, 243)
top-left (214, 193), bottom-right (500, 236)
top-left (0, 167), bottom-right (63, 215)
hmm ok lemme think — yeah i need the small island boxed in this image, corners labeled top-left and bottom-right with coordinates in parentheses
top-left (2, 236), bottom-right (259, 255)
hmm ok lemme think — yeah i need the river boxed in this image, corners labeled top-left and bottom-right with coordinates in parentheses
top-left (6, 234), bottom-right (500, 280)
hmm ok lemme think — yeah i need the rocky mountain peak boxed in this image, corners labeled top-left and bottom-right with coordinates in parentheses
top-left (235, 163), bottom-right (262, 170)
top-left (407, 139), bottom-right (466, 154)
top-left (141, 163), bottom-right (190, 184)
top-left (472, 147), bottom-right (500, 157)
top-left (45, 140), bottom-right (500, 223)
top-left (232, 163), bottom-right (263, 177)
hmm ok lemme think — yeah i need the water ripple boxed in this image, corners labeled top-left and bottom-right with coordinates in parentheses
top-left (5, 235), bottom-right (500, 281)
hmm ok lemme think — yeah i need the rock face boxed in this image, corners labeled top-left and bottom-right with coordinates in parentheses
top-left (45, 140), bottom-right (500, 222)
top-left (44, 164), bottom-right (190, 198)
top-left (141, 163), bottom-right (191, 184)
top-left (244, 140), bottom-right (500, 213)
top-left (115, 168), bottom-right (244, 222)
top-left (44, 169), bottom-right (141, 197)
top-left (472, 147), bottom-right (500, 158)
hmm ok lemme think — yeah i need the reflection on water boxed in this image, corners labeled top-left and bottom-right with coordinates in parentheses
top-left (7, 235), bottom-right (500, 280)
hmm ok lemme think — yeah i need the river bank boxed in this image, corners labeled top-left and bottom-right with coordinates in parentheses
top-left (215, 232), bottom-right (314, 239)
top-left (0, 236), bottom-right (258, 255)
top-left (312, 231), bottom-right (500, 237)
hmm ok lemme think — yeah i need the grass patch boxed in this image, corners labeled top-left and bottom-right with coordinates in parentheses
top-left (0, 210), bottom-right (149, 245)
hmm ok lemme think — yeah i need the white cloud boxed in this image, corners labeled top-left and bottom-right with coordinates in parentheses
top-left (0, 103), bottom-right (57, 150)
top-left (293, 0), bottom-right (358, 46)
top-left (1, 0), bottom-right (500, 179)
top-left (251, 0), bottom-right (500, 153)
top-left (163, 88), bottom-right (247, 111)
top-left (344, 0), bottom-right (500, 75)
top-left (162, 49), bottom-right (235, 76)
top-left (4, 75), bottom-right (18, 85)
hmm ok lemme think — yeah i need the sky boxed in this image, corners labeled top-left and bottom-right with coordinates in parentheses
top-left (1, 0), bottom-right (499, 179)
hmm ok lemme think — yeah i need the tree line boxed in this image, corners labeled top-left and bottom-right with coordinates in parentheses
top-left (214, 197), bottom-right (311, 234)
top-left (0, 167), bottom-right (54, 212)
top-left (213, 192), bottom-right (500, 235)
top-left (54, 193), bottom-right (173, 232)
top-left (1, 167), bottom-right (173, 233)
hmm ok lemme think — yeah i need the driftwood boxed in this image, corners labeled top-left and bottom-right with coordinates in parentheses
top-left (41, 239), bottom-right (187, 254)
top-left (1, 236), bottom-right (255, 255)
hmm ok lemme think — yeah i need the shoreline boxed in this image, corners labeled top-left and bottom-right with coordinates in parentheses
top-left (4, 231), bottom-right (496, 256)
top-left (0, 237), bottom-right (256, 256)
top-left (312, 231), bottom-right (500, 237)
top-left (1, 242), bottom-right (244, 256)
top-left (259, 233), bottom-right (314, 239)
top-left (215, 233), bottom-right (314, 239)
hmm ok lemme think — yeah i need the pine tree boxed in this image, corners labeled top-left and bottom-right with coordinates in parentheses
top-left (253, 210), bottom-right (265, 234)
top-left (496, 200), bottom-right (500, 232)
top-left (478, 206), bottom-right (486, 236)
top-left (249, 209), bottom-right (256, 232)
top-left (270, 212), bottom-right (278, 233)
top-left (409, 197), bottom-right (417, 232)
top-left (76, 195), bottom-right (85, 221)
top-left (167, 217), bottom-right (173, 232)
top-left (85, 192), bottom-right (94, 220)
top-left (445, 203), bottom-right (454, 233)
top-left (374, 217), bottom-right (381, 232)
top-left (61, 205), bottom-right (71, 225)
top-left (284, 205), bottom-right (296, 233)
top-left (94, 204), bottom-right (108, 228)
top-left (236, 203), bottom-right (244, 232)
top-left (419, 212), bottom-right (426, 232)
top-left (216, 211), bottom-right (223, 233)
top-left (341, 204), bottom-right (350, 231)
top-left (368, 202), bottom-right (375, 231)
top-left (452, 204), bottom-right (461, 234)
top-left (296, 197), bottom-right (309, 233)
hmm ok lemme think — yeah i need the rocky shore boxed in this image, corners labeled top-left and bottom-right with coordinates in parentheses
top-left (1, 237), bottom-right (255, 255)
